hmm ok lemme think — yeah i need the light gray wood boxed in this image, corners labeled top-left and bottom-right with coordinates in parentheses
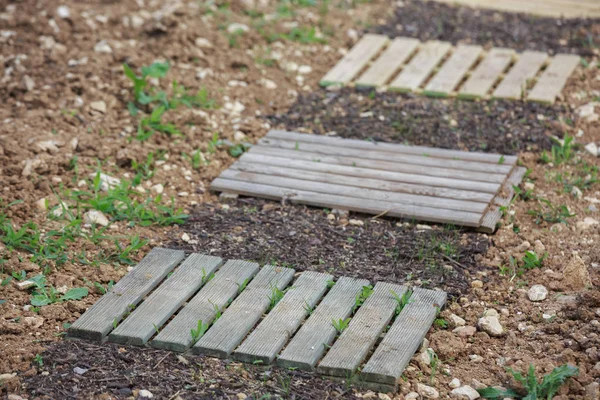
top-left (108, 253), bottom-right (223, 346)
top-left (459, 48), bottom-right (515, 99)
top-left (389, 40), bottom-right (452, 92)
top-left (68, 248), bottom-right (185, 341)
top-left (527, 54), bottom-right (580, 104)
top-left (425, 0), bottom-right (600, 18)
top-left (479, 207), bottom-right (503, 234)
top-left (193, 264), bottom-right (295, 358)
top-left (234, 271), bottom-right (332, 364)
top-left (361, 288), bottom-right (447, 388)
top-left (266, 130), bottom-right (516, 165)
top-left (210, 178), bottom-right (484, 226)
top-left (242, 152), bottom-right (501, 194)
top-left (355, 37), bottom-right (420, 87)
top-left (424, 45), bottom-right (483, 96)
top-left (232, 162), bottom-right (494, 203)
top-left (493, 51), bottom-right (548, 100)
top-left (253, 144), bottom-right (507, 184)
top-left (494, 166), bottom-right (527, 207)
top-left (151, 259), bottom-right (260, 352)
top-left (259, 137), bottom-right (513, 175)
top-left (277, 277), bottom-right (370, 370)
top-left (317, 282), bottom-right (406, 377)
top-left (320, 34), bottom-right (390, 86)
top-left (219, 169), bottom-right (488, 213)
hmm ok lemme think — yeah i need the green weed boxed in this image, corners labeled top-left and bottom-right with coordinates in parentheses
top-left (332, 317), bottom-right (350, 334)
top-left (390, 289), bottom-right (412, 315)
top-left (353, 285), bottom-right (373, 312)
top-left (191, 319), bottom-right (209, 344)
top-left (528, 198), bottom-right (575, 224)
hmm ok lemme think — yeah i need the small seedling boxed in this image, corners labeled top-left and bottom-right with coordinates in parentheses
top-left (268, 286), bottom-right (288, 311)
top-left (521, 251), bottom-right (546, 270)
top-left (390, 289), bottom-right (412, 315)
top-left (353, 285), bottom-right (373, 312)
top-left (236, 278), bottom-right (250, 293)
top-left (33, 354), bottom-right (43, 368)
top-left (326, 279), bottom-right (336, 288)
top-left (190, 319), bottom-right (209, 344)
top-left (428, 349), bottom-right (439, 384)
top-left (332, 318), bottom-right (350, 334)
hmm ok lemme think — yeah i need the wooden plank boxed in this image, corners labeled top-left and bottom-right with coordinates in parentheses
top-left (459, 48), bottom-right (515, 99)
top-left (234, 271), bottom-right (332, 364)
top-left (210, 178), bottom-right (484, 226)
top-left (479, 207), bottom-right (502, 234)
top-left (527, 54), bottom-right (580, 104)
top-left (259, 137), bottom-right (513, 175)
top-left (252, 145), bottom-right (507, 184)
top-left (109, 254), bottom-right (223, 346)
top-left (241, 152), bottom-right (501, 194)
top-left (219, 169), bottom-right (488, 213)
top-left (192, 264), bottom-right (295, 358)
top-left (355, 37), bottom-right (420, 87)
top-left (493, 51), bottom-right (548, 100)
top-left (68, 248), bottom-right (185, 341)
top-left (232, 162), bottom-right (495, 203)
top-left (317, 282), bottom-right (406, 377)
top-left (320, 34), bottom-right (390, 86)
top-left (266, 130), bottom-right (516, 165)
top-left (278, 277), bottom-right (370, 370)
top-left (425, 0), bottom-right (600, 18)
top-left (151, 260), bottom-right (260, 352)
top-left (361, 288), bottom-right (447, 389)
top-left (423, 45), bottom-right (483, 97)
top-left (494, 166), bottom-right (527, 207)
top-left (389, 40), bottom-right (452, 92)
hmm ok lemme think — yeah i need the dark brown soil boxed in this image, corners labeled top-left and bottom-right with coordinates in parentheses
top-left (24, 340), bottom-right (354, 400)
top-left (268, 89), bottom-right (570, 155)
top-left (373, 0), bottom-right (600, 55)
top-left (173, 198), bottom-right (489, 298)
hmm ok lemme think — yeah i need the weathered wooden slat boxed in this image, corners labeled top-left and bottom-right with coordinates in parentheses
top-left (423, 45), bottom-right (483, 97)
top-left (493, 51), bottom-right (548, 100)
top-left (211, 178), bottom-right (484, 226)
top-left (389, 40), bottom-right (452, 92)
top-left (219, 169), bottom-right (488, 213)
top-left (320, 34), bottom-right (390, 86)
top-left (317, 282), bottom-right (406, 377)
top-left (425, 0), bottom-right (600, 18)
top-left (109, 254), bottom-right (223, 346)
top-left (252, 145), bottom-right (507, 184)
top-left (479, 207), bottom-right (502, 234)
top-left (266, 130), bottom-right (516, 165)
top-left (459, 48), bottom-right (515, 99)
top-left (68, 248), bottom-right (185, 341)
top-left (241, 152), bottom-right (501, 194)
top-left (494, 166), bottom-right (527, 207)
top-left (355, 37), bottom-right (420, 87)
top-left (259, 137), bottom-right (513, 175)
top-left (277, 277), bottom-right (370, 370)
top-left (527, 54), bottom-right (580, 104)
top-left (234, 271), bottom-right (332, 364)
top-left (193, 264), bottom-right (295, 358)
top-left (232, 162), bottom-right (494, 203)
top-left (151, 260), bottom-right (260, 352)
top-left (361, 288), bottom-right (447, 389)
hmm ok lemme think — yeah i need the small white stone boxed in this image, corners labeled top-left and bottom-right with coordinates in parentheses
top-left (139, 389), bottom-right (154, 399)
top-left (405, 393), bottom-right (419, 400)
top-left (298, 65), bottom-right (312, 74)
top-left (94, 40), bottom-right (112, 53)
top-left (524, 182), bottom-right (535, 191)
top-left (181, 233), bottom-right (191, 242)
top-left (234, 131), bottom-right (247, 142)
top-left (227, 23), bottom-right (249, 33)
top-left (347, 29), bottom-right (358, 42)
top-left (150, 184), bottom-right (164, 194)
top-left (450, 385), bottom-right (480, 400)
top-left (35, 198), bottom-right (48, 211)
top-left (73, 367), bottom-right (88, 375)
top-left (450, 314), bottom-right (466, 327)
top-left (23, 75), bottom-right (35, 91)
top-left (195, 37), bottom-right (213, 48)
top-left (477, 316), bottom-right (504, 337)
top-left (83, 210), bottom-right (109, 226)
top-left (482, 309), bottom-right (499, 318)
top-left (90, 101), bottom-right (107, 113)
top-left (449, 378), bottom-right (461, 389)
top-left (585, 142), bottom-right (598, 157)
top-left (349, 219), bottom-right (364, 226)
top-left (56, 5), bottom-right (70, 19)
top-left (416, 224), bottom-right (432, 230)
top-left (259, 78), bottom-right (277, 89)
top-left (528, 284), bottom-right (548, 301)
top-left (572, 186), bottom-right (583, 198)
top-left (417, 383), bottom-right (439, 399)
top-left (177, 192), bottom-right (189, 197)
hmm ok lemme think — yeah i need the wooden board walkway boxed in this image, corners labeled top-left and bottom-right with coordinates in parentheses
top-left (321, 34), bottom-right (581, 104)
top-left (69, 251), bottom-right (447, 392)
top-left (210, 130), bottom-right (525, 233)
top-left (424, 0), bottom-right (600, 18)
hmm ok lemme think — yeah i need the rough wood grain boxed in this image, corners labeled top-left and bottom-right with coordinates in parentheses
top-left (232, 162), bottom-right (494, 203)
top-left (266, 130), bottom-right (516, 165)
top-left (211, 178), bottom-right (484, 226)
top-left (527, 54), bottom-right (580, 104)
top-left (425, 0), bottom-right (600, 18)
top-left (361, 288), bottom-right (447, 388)
top-left (241, 152), bottom-right (502, 194)
top-left (459, 48), bottom-right (515, 99)
top-left (109, 253), bottom-right (223, 346)
top-left (234, 271), bottom-right (332, 364)
top-left (424, 44), bottom-right (483, 97)
top-left (192, 264), bottom-right (295, 358)
top-left (68, 248), bottom-right (185, 341)
top-left (493, 51), bottom-right (548, 100)
top-left (277, 277), bottom-right (370, 370)
top-left (317, 282), bottom-right (406, 377)
top-left (151, 260), bottom-right (260, 352)
top-left (389, 40), bottom-right (452, 92)
top-left (355, 37), bottom-right (420, 87)
top-left (219, 169), bottom-right (488, 213)
top-left (320, 34), bottom-right (389, 86)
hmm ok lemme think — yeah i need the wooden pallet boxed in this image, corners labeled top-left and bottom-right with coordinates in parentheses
top-left (425, 0), bottom-right (600, 18)
top-left (210, 130), bottom-right (525, 233)
top-left (69, 249), bottom-right (447, 392)
top-left (321, 35), bottom-right (580, 104)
